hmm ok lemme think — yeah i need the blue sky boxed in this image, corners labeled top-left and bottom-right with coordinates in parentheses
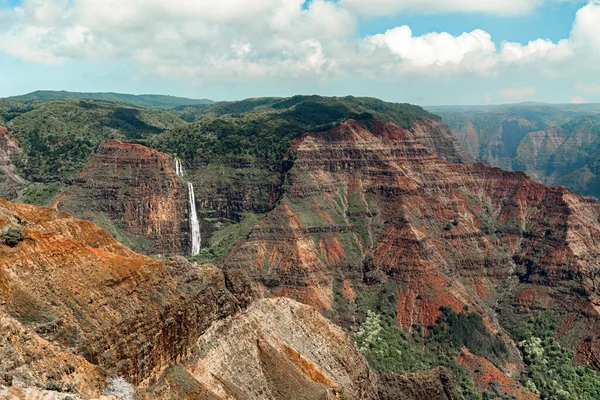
top-left (0, 0), bottom-right (599, 105)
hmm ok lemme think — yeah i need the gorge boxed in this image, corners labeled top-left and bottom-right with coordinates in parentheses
top-left (2, 94), bottom-right (600, 398)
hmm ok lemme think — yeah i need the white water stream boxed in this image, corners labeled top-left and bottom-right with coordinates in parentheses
top-left (175, 158), bottom-right (201, 255)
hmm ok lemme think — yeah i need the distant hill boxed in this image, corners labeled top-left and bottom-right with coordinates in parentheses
top-left (6, 90), bottom-right (214, 109)
top-left (427, 103), bottom-right (600, 199)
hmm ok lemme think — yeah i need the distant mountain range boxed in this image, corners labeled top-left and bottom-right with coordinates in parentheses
top-left (428, 103), bottom-right (600, 199)
top-left (5, 90), bottom-right (214, 109)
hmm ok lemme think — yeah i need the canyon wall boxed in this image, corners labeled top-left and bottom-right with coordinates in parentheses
top-left (222, 118), bottom-right (600, 374)
top-left (56, 140), bottom-right (190, 255)
top-left (0, 198), bottom-right (459, 400)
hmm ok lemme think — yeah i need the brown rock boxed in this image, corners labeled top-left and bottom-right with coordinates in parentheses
top-left (56, 140), bottom-right (190, 255)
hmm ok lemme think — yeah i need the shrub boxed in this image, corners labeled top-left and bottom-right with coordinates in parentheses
top-left (3, 225), bottom-right (24, 247)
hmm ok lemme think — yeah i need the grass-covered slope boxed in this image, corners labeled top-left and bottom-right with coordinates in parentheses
top-left (6, 90), bottom-right (214, 109)
top-left (7, 99), bottom-right (186, 184)
top-left (153, 95), bottom-right (442, 164)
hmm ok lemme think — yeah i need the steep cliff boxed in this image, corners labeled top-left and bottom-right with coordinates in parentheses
top-left (222, 118), bottom-right (600, 388)
top-left (0, 198), bottom-right (459, 400)
top-left (0, 198), bottom-right (254, 395)
top-left (56, 140), bottom-right (190, 255)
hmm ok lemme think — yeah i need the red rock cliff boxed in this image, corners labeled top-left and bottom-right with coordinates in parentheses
top-left (222, 118), bottom-right (600, 374)
top-left (56, 140), bottom-right (190, 255)
top-left (0, 198), bottom-right (254, 393)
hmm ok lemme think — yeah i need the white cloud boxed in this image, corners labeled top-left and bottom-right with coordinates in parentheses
top-left (499, 87), bottom-right (536, 99)
top-left (0, 0), bottom-right (598, 88)
top-left (501, 38), bottom-right (571, 63)
top-left (366, 27), bottom-right (496, 73)
top-left (341, 0), bottom-right (573, 16)
top-left (571, 96), bottom-right (586, 103)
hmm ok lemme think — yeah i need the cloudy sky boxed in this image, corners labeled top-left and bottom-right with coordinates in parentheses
top-left (0, 0), bottom-right (599, 105)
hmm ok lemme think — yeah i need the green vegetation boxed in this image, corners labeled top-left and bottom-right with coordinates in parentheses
top-left (349, 282), bottom-right (507, 399)
top-left (19, 182), bottom-right (64, 206)
top-left (506, 311), bottom-right (600, 400)
top-left (91, 212), bottom-right (150, 253)
top-left (7, 99), bottom-right (185, 184)
top-left (431, 307), bottom-right (507, 365)
top-left (6, 90), bottom-right (213, 109)
top-left (190, 212), bottom-right (264, 265)
top-left (2, 225), bottom-right (25, 247)
top-left (152, 95), bottom-right (439, 167)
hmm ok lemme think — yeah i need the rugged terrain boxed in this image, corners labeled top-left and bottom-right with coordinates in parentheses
top-left (0, 198), bottom-right (459, 400)
top-left (221, 118), bottom-right (600, 396)
top-left (431, 103), bottom-right (600, 199)
top-left (4, 95), bottom-right (600, 398)
top-left (55, 140), bottom-right (190, 255)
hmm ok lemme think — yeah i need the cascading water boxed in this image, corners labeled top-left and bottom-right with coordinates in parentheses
top-left (175, 158), bottom-right (184, 178)
top-left (175, 158), bottom-right (201, 255)
top-left (187, 182), bottom-right (202, 255)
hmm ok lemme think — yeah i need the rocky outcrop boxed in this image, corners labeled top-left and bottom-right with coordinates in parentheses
top-left (0, 198), bottom-right (460, 400)
top-left (222, 118), bottom-right (600, 371)
top-left (0, 198), bottom-right (254, 394)
top-left (0, 127), bottom-right (25, 201)
top-left (457, 349), bottom-right (539, 399)
top-left (56, 140), bottom-right (190, 255)
top-left (145, 298), bottom-right (460, 400)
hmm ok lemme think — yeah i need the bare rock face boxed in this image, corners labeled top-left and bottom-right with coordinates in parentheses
top-left (186, 297), bottom-right (379, 399)
top-left (0, 127), bottom-right (25, 201)
top-left (222, 118), bottom-right (600, 372)
top-left (0, 197), bottom-right (460, 400)
top-left (145, 297), bottom-right (460, 400)
top-left (56, 140), bottom-right (190, 255)
top-left (0, 198), bottom-right (255, 395)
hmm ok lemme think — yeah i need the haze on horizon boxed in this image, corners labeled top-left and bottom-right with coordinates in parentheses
top-left (1, 0), bottom-right (600, 106)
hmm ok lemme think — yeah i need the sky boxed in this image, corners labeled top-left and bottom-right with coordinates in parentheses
top-left (0, 0), bottom-right (599, 105)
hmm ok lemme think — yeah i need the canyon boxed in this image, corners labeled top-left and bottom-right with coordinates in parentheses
top-left (3, 95), bottom-right (600, 398)
top-left (0, 197), bottom-right (458, 399)
top-left (432, 104), bottom-right (600, 199)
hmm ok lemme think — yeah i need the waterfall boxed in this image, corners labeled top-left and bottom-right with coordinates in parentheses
top-left (175, 158), bottom-right (184, 178)
top-left (188, 182), bottom-right (202, 256)
top-left (175, 158), bottom-right (201, 256)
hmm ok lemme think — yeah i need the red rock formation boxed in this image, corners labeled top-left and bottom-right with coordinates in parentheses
top-left (457, 349), bottom-right (539, 399)
top-left (0, 198), bottom-right (459, 400)
top-left (0, 198), bottom-right (254, 393)
top-left (56, 140), bottom-right (190, 255)
top-left (222, 118), bottom-right (600, 372)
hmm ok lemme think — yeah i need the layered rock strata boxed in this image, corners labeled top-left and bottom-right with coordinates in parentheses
top-left (56, 140), bottom-right (190, 255)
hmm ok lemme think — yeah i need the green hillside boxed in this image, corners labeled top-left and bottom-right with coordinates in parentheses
top-left (6, 90), bottom-right (214, 109)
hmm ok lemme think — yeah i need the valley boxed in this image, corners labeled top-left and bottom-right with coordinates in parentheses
top-left (2, 93), bottom-right (600, 399)
top-left (430, 103), bottom-right (600, 199)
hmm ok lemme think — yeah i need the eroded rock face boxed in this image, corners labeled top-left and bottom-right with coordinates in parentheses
top-left (222, 119), bottom-right (600, 370)
top-left (56, 140), bottom-right (190, 255)
top-left (145, 298), bottom-right (460, 400)
top-left (0, 198), bottom-right (459, 400)
top-left (0, 127), bottom-right (25, 201)
top-left (0, 198), bottom-right (255, 394)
